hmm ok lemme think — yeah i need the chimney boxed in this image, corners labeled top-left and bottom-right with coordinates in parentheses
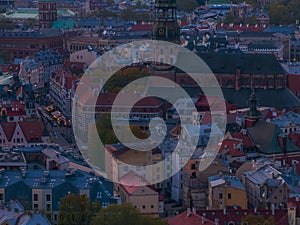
top-left (296, 196), bottom-right (299, 202)
top-left (187, 208), bottom-right (191, 217)
top-left (215, 218), bottom-right (219, 225)
top-left (254, 207), bottom-right (257, 213)
top-left (271, 203), bottom-right (275, 216)
top-left (202, 213), bottom-right (206, 224)
top-left (192, 207), bottom-right (196, 215)
top-left (223, 208), bottom-right (226, 215)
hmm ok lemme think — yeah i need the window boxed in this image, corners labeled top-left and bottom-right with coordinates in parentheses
top-left (46, 194), bottom-right (51, 201)
top-left (228, 193), bottom-right (232, 199)
top-left (142, 205), bottom-right (145, 209)
top-left (151, 205), bottom-right (154, 209)
top-left (33, 204), bottom-right (38, 209)
top-left (34, 194), bottom-right (38, 201)
top-left (191, 164), bottom-right (196, 170)
top-left (219, 193), bottom-right (223, 199)
top-left (46, 204), bottom-right (51, 211)
top-left (0, 193), bottom-right (3, 200)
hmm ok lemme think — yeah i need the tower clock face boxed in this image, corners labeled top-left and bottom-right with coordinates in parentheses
top-left (158, 27), bottom-right (165, 36)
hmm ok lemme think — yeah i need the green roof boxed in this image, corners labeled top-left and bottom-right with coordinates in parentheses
top-left (207, 0), bottom-right (230, 4)
top-left (247, 120), bottom-right (300, 155)
top-left (52, 19), bottom-right (75, 29)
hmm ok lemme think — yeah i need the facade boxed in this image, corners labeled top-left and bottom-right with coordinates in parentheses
top-left (73, 91), bottom-right (163, 139)
top-left (50, 70), bottom-right (79, 119)
top-left (0, 29), bottom-right (63, 60)
top-left (0, 100), bottom-right (27, 122)
top-left (243, 164), bottom-right (300, 209)
top-left (0, 168), bottom-right (118, 225)
top-left (69, 48), bottom-right (99, 67)
top-left (38, 0), bottom-right (57, 29)
top-left (18, 58), bottom-right (45, 91)
top-left (34, 49), bottom-right (64, 85)
top-left (0, 120), bottom-right (49, 148)
top-left (105, 144), bottom-right (163, 188)
top-left (208, 175), bottom-right (247, 209)
top-left (117, 171), bottom-right (160, 217)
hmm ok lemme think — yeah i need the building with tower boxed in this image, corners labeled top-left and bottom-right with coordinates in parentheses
top-left (39, 0), bottom-right (57, 29)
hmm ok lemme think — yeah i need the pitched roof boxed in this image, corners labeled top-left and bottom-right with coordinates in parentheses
top-left (168, 211), bottom-right (214, 225)
top-left (196, 208), bottom-right (288, 225)
top-left (247, 120), bottom-right (300, 155)
top-left (119, 171), bottom-right (154, 195)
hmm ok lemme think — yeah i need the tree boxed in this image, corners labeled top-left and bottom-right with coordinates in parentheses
top-left (267, 2), bottom-right (290, 25)
top-left (0, 18), bottom-right (14, 30)
top-left (91, 203), bottom-right (167, 225)
top-left (242, 214), bottom-right (276, 225)
top-left (23, 18), bottom-right (37, 28)
top-left (59, 194), bottom-right (101, 225)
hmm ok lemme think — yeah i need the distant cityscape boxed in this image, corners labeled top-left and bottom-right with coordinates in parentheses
top-left (0, 0), bottom-right (299, 224)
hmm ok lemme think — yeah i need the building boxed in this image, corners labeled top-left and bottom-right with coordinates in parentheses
top-left (170, 207), bottom-right (291, 225)
top-left (50, 69), bottom-right (79, 119)
top-left (0, 200), bottom-right (51, 225)
top-left (117, 171), bottom-right (161, 217)
top-left (168, 209), bottom-right (214, 225)
top-left (73, 91), bottom-right (163, 139)
top-left (208, 174), bottom-right (247, 209)
top-left (38, 0), bottom-right (57, 29)
top-left (0, 29), bottom-right (63, 60)
top-left (69, 48), bottom-right (99, 67)
top-left (105, 143), bottom-right (163, 188)
top-left (243, 164), bottom-right (300, 209)
top-left (0, 168), bottom-right (118, 224)
top-left (0, 100), bottom-right (27, 122)
top-left (0, 120), bottom-right (49, 148)
top-left (33, 49), bottom-right (63, 85)
top-left (18, 57), bottom-right (45, 91)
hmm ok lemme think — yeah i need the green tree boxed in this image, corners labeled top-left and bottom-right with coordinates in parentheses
top-left (58, 194), bottom-right (101, 225)
top-left (242, 214), bottom-right (276, 225)
top-left (91, 203), bottom-right (167, 225)
top-left (177, 0), bottom-right (199, 11)
top-left (0, 18), bottom-right (14, 30)
top-left (23, 18), bottom-right (37, 28)
top-left (267, 2), bottom-right (290, 25)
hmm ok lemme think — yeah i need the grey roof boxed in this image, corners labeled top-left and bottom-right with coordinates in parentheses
top-left (197, 52), bottom-right (286, 75)
top-left (208, 174), bottom-right (245, 190)
top-left (183, 87), bottom-right (300, 109)
top-left (0, 29), bottom-right (63, 39)
top-left (244, 164), bottom-right (281, 186)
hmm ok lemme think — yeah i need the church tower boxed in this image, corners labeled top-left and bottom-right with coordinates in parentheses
top-left (245, 89), bottom-right (262, 127)
top-left (152, 0), bottom-right (180, 44)
top-left (38, 0), bottom-right (57, 29)
top-left (151, 0), bottom-right (180, 81)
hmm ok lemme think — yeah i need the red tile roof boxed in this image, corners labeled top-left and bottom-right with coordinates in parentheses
top-left (52, 69), bottom-right (79, 90)
top-left (216, 24), bottom-right (266, 32)
top-left (0, 120), bottom-right (46, 142)
top-left (1, 122), bottom-right (16, 141)
top-left (119, 171), bottom-right (154, 195)
top-left (220, 138), bottom-right (245, 157)
top-left (168, 211), bottom-right (214, 225)
top-left (196, 209), bottom-right (288, 225)
top-left (195, 94), bottom-right (236, 112)
top-left (231, 131), bottom-right (256, 148)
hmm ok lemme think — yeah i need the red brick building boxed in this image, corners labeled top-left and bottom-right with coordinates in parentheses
top-left (0, 29), bottom-right (63, 60)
